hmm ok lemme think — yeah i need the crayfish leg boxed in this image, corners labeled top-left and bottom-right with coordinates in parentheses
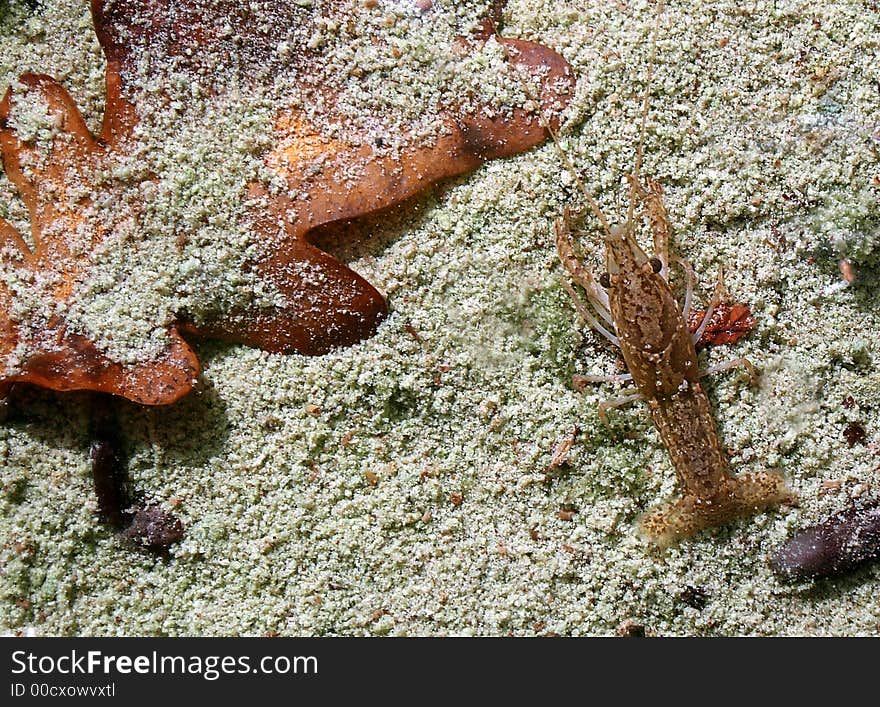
top-left (555, 209), bottom-right (613, 315)
top-left (560, 278), bottom-right (618, 346)
top-left (597, 389), bottom-right (644, 426)
top-left (700, 357), bottom-right (758, 385)
top-left (691, 266), bottom-right (726, 345)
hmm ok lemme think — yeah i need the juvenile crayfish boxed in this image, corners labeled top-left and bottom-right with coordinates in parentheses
top-left (553, 9), bottom-right (793, 547)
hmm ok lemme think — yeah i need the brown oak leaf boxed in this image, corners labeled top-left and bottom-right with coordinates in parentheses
top-left (0, 0), bottom-right (573, 404)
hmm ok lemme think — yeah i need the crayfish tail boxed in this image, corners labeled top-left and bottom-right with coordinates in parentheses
top-left (639, 470), bottom-right (794, 548)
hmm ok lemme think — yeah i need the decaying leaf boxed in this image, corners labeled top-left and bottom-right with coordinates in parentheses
top-left (687, 302), bottom-right (756, 349)
top-left (770, 498), bottom-right (880, 582)
top-left (0, 0), bottom-right (572, 404)
top-left (547, 425), bottom-right (579, 472)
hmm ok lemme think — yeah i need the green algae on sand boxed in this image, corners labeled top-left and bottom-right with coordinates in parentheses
top-left (2, 0), bottom-right (880, 636)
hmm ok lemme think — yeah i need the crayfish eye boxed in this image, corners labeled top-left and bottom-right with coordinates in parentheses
top-left (599, 272), bottom-right (611, 288)
top-left (649, 257), bottom-right (663, 273)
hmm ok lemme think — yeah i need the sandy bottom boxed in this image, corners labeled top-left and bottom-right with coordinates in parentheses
top-left (2, 0), bottom-right (880, 636)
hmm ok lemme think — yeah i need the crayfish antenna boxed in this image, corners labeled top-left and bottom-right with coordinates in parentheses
top-left (626, 0), bottom-right (664, 230)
